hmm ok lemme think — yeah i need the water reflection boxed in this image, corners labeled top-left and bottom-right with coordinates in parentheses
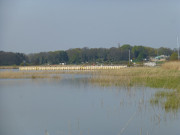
top-left (0, 74), bottom-right (180, 135)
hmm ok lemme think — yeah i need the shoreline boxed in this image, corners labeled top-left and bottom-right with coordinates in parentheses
top-left (0, 66), bottom-right (19, 69)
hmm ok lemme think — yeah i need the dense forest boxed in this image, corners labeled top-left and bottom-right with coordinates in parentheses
top-left (0, 44), bottom-right (177, 66)
top-left (0, 51), bottom-right (29, 66)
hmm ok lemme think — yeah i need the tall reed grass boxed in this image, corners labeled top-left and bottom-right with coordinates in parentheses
top-left (162, 61), bottom-right (180, 70)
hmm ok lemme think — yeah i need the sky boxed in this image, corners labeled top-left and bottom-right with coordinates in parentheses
top-left (0, 0), bottom-right (180, 53)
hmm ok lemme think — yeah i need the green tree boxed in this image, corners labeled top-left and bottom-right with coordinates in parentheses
top-left (121, 44), bottom-right (132, 50)
top-left (67, 48), bottom-right (82, 64)
top-left (132, 46), bottom-right (147, 61)
top-left (170, 52), bottom-right (178, 61)
top-left (158, 47), bottom-right (173, 56)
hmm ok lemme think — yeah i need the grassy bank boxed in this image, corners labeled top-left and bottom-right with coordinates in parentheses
top-left (90, 62), bottom-right (180, 111)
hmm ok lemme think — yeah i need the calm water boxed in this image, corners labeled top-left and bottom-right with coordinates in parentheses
top-left (0, 74), bottom-right (180, 135)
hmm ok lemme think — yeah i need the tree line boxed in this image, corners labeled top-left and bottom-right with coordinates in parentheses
top-left (0, 45), bottom-right (178, 66)
top-left (0, 51), bottom-right (29, 66)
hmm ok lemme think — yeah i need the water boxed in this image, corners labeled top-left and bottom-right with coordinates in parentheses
top-left (0, 75), bottom-right (180, 135)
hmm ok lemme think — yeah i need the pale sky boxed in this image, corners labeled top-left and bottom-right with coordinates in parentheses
top-left (0, 0), bottom-right (180, 53)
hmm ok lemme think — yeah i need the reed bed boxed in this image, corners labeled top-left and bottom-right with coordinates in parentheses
top-left (90, 65), bottom-right (180, 111)
top-left (0, 71), bottom-right (61, 79)
top-left (1, 62), bottom-right (180, 111)
top-left (162, 61), bottom-right (180, 70)
top-left (0, 66), bottom-right (19, 69)
top-left (0, 69), bottom-right (94, 79)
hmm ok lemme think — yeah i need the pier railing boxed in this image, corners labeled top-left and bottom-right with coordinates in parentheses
top-left (19, 65), bottom-right (127, 71)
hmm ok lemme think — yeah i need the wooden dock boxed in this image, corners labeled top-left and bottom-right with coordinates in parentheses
top-left (19, 65), bottom-right (127, 71)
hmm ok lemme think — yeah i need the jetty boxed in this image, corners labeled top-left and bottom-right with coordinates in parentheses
top-left (19, 65), bottom-right (127, 71)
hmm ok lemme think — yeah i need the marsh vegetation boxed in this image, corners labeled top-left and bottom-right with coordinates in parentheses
top-left (0, 66), bottom-right (19, 69)
top-left (1, 77), bottom-right (175, 135)
top-left (1, 62), bottom-right (180, 111)
top-left (90, 62), bottom-right (180, 111)
top-left (0, 71), bottom-right (61, 79)
top-left (1, 62), bottom-right (180, 135)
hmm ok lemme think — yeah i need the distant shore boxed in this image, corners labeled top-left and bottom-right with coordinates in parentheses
top-left (0, 66), bottom-right (19, 69)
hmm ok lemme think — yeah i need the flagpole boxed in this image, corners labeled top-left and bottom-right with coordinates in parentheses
top-left (177, 36), bottom-right (180, 60)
